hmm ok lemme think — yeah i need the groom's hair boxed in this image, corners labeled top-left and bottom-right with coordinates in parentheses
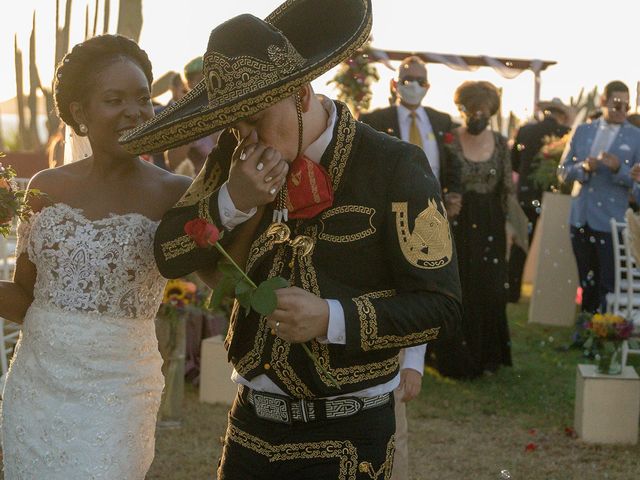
top-left (54, 34), bottom-right (154, 135)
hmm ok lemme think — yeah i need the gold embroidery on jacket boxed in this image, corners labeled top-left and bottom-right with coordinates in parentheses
top-left (319, 205), bottom-right (377, 243)
top-left (161, 235), bottom-right (196, 261)
top-left (234, 246), bottom-right (285, 375)
top-left (355, 290), bottom-right (440, 350)
top-left (175, 161), bottom-right (222, 208)
top-left (225, 424), bottom-right (359, 479)
top-left (328, 105), bottom-right (356, 192)
top-left (392, 199), bottom-right (452, 269)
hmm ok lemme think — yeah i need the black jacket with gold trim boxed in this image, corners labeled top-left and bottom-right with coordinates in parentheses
top-left (154, 102), bottom-right (462, 399)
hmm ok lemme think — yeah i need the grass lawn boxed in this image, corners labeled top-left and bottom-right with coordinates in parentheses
top-left (147, 301), bottom-right (640, 479)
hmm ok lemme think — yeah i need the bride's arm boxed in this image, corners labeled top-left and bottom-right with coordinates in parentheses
top-left (0, 256), bottom-right (36, 324)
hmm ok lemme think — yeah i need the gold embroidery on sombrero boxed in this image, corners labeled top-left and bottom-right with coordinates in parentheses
top-left (120, 14), bottom-right (372, 155)
top-left (225, 423), bottom-right (359, 479)
top-left (204, 42), bottom-right (306, 108)
top-left (160, 235), bottom-right (196, 261)
top-left (354, 290), bottom-right (440, 351)
top-left (357, 435), bottom-right (395, 480)
top-left (327, 104), bottom-right (356, 192)
top-left (318, 205), bottom-right (377, 243)
top-left (234, 245), bottom-right (286, 376)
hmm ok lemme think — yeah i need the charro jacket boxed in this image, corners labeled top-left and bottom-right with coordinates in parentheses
top-left (154, 102), bottom-right (462, 398)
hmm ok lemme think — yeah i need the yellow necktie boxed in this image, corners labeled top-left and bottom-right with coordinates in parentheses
top-left (409, 111), bottom-right (423, 148)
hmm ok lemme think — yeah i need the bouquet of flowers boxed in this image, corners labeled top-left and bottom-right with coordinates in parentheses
top-left (0, 153), bottom-right (42, 236)
top-left (582, 313), bottom-right (634, 374)
top-left (528, 134), bottom-right (572, 194)
top-left (583, 313), bottom-right (634, 343)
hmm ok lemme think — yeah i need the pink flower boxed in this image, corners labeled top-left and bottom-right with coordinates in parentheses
top-left (184, 218), bottom-right (220, 248)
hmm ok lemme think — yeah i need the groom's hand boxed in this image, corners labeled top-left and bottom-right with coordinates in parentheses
top-left (227, 130), bottom-right (289, 213)
top-left (266, 287), bottom-right (329, 343)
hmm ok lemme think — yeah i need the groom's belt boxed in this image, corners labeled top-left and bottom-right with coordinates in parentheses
top-left (239, 385), bottom-right (392, 424)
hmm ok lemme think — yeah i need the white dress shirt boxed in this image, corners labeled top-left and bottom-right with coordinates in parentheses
top-left (589, 117), bottom-right (622, 158)
top-left (396, 103), bottom-right (440, 180)
top-left (219, 96), bottom-right (425, 398)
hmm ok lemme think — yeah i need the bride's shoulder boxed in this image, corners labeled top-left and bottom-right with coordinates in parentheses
top-left (28, 163), bottom-right (84, 212)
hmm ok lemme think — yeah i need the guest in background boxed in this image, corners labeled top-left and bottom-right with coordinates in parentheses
top-left (558, 81), bottom-right (640, 313)
top-left (360, 55), bottom-right (461, 217)
top-left (152, 72), bottom-right (189, 170)
top-left (507, 98), bottom-right (571, 302)
top-left (165, 57), bottom-right (218, 176)
top-left (432, 81), bottom-right (516, 378)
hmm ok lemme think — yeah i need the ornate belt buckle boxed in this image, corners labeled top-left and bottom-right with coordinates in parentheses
top-left (252, 392), bottom-right (292, 424)
top-left (325, 397), bottom-right (363, 419)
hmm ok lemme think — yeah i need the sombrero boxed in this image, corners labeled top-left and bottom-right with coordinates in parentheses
top-left (120, 0), bottom-right (372, 155)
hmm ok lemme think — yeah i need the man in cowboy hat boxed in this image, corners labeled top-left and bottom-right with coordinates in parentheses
top-left (508, 98), bottom-right (572, 301)
top-left (121, 1), bottom-right (461, 477)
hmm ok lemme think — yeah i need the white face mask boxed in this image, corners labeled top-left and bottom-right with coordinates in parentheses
top-left (397, 81), bottom-right (427, 106)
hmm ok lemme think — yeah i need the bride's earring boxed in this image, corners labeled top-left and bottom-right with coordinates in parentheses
top-left (79, 124), bottom-right (88, 135)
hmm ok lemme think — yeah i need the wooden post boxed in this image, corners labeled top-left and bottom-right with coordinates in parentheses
top-left (533, 70), bottom-right (541, 116)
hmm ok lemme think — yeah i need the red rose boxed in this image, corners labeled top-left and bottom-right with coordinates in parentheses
top-left (524, 442), bottom-right (537, 452)
top-left (184, 218), bottom-right (220, 248)
top-left (443, 132), bottom-right (455, 145)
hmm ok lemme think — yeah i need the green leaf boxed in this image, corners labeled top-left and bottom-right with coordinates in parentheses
top-left (250, 282), bottom-right (278, 316)
top-left (208, 275), bottom-right (234, 311)
top-left (260, 276), bottom-right (289, 291)
top-left (235, 280), bottom-right (254, 311)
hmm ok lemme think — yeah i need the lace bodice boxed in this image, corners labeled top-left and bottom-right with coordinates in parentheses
top-left (16, 203), bottom-right (166, 319)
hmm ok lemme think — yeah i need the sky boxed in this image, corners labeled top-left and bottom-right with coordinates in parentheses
top-left (0, 0), bottom-right (638, 123)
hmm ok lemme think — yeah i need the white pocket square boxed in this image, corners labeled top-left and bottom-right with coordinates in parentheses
top-left (620, 144), bottom-right (631, 151)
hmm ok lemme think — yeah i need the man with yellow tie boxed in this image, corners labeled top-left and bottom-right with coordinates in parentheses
top-left (360, 56), bottom-right (461, 212)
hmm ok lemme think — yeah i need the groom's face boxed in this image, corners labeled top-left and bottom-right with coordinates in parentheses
top-left (233, 96), bottom-right (299, 163)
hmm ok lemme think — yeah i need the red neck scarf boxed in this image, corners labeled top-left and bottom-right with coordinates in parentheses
top-left (285, 156), bottom-right (334, 219)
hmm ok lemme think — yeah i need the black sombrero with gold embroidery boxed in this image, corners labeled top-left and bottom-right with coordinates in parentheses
top-left (120, 0), bottom-right (372, 155)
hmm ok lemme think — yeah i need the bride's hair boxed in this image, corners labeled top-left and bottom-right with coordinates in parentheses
top-left (53, 34), bottom-right (154, 135)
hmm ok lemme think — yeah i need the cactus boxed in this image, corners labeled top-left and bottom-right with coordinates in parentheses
top-left (14, 35), bottom-right (29, 151)
top-left (92, 0), bottom-right (99, 38)
top-left (55, 0), bottom-right (72, 68)
top-left (103, 0), bottom-right (110, 33)
top-left (116, 0), bottom-right (143, 42)
top-left (28, 12), bottom-right (42, 149)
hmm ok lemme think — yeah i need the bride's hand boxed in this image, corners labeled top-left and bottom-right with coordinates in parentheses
top-left (227, 131), bottom-right (289, 212)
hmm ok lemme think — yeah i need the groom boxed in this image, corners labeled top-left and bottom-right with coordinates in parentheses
top-left (121, 0), bottom-right (461, 477)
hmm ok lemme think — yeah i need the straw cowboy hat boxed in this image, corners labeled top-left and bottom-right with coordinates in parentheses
top-left (120, 0), bottom-right (372, 154)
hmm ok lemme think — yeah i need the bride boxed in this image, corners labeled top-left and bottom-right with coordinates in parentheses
top-left (0, 35), bottom-right (191, 478)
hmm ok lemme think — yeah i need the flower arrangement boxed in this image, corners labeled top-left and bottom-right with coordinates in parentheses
top-left (0, 153), bottom-right (43, 236)
top-left (528, 134), bottom-right (572, 194)
top-left (327, 39), bottom-right (380, 115)
top-left (582, 312), bottom-right (633, 374)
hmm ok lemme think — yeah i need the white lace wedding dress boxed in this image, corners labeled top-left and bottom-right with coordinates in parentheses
top-left (1, 203), bottom-right (167, 479)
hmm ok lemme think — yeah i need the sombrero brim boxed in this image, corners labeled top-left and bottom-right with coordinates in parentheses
top-left (120, 0), bottom-right (372, 155)
top-left (538, 101), bottom-right (571, 116)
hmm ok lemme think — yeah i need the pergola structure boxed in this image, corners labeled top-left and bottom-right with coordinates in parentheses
top-left (372, 49), bottom-right (557, 114)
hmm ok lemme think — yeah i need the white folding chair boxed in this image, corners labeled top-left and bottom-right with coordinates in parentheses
top-left (620, 225), bottom-right (640, 366)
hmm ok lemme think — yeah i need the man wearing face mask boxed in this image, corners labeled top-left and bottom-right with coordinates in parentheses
top-left (360, 56), bottom-right (461, 217)
top-left (559, 80), bottom-right (640, 313)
